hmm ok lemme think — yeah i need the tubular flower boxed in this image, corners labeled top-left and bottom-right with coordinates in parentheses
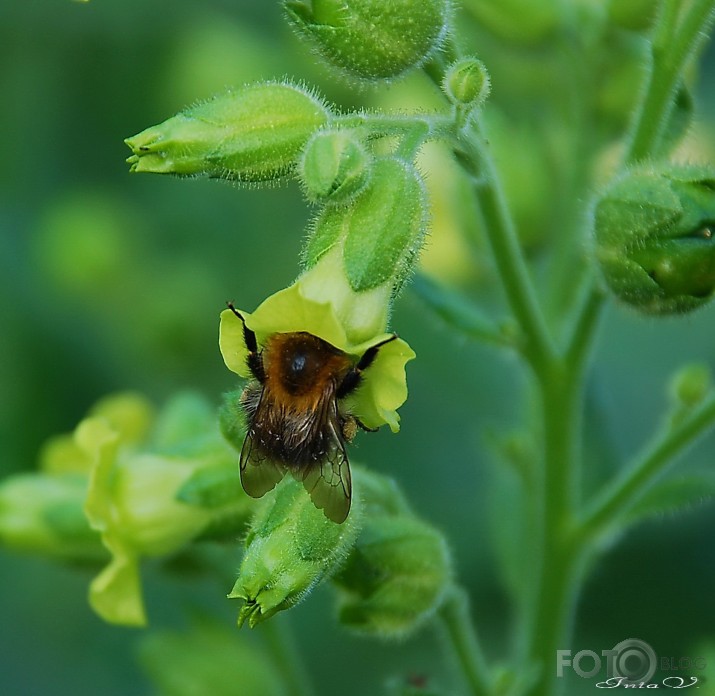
top-left (220, 267), bottom-right (415, 433)
top-left (68, 392), bottom-right (252, 626)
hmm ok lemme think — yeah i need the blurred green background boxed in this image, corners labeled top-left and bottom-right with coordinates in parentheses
top-left (2, 1), bottom-right (715, 694)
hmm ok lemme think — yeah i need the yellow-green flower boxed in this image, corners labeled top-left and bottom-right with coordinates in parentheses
top-left (219, 271), bottom-right (415, 432)
top-left (0, 392), bottom-right (154, 563)
top-left (0, 390), bottom-right (254, 627)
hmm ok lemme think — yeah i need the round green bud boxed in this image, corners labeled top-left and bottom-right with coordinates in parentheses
top-left (442, 57), bottom-right (491, 110)
top-left (669, 363), bottom-right (712, 409)
top-left (299, 129), bottom-right (372, 205)
top-left (125, 82), bottom-right (330, 183)
top-left (229, 479), bottom-right (361, 628)
top-left (333, 512), bottom-right (451, 637)
top-left (304, 157), bottom-right (429, 294)
top-left (285, 0), bottom-right (449, 81)
top-left (593, 164), bottom-right (715, 314)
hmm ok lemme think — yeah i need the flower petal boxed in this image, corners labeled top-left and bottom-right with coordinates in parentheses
top-left (88, 541), bottom-right (146, 626)
top-left (347, 337), bottom-right (416, 432)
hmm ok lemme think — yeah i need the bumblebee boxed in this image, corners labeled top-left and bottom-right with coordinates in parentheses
top-left (228, 304), bottom-right (396, 523)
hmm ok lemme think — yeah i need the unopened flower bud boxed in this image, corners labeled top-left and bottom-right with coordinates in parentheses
top-left (125, 82), bottom-right (330, 183)
top-left (333, 506), bottom-right (451, 637)
top-left (669, 363), bottom-right (711, 409)
top-left (229, 479), bottom-right (361, 627)
top-left (442, 57), bottom-right (491, 111)
top-left (285, 0), bottom-right (449, 81)
top-left (304, 156), bottom-right (429, 295)
top-left (593, 164), bottom-right (715, 314)
top-left (299, 129), bottom-right (372, 205)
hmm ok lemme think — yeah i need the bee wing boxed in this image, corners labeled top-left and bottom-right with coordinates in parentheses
top-left (300, 400), bottom-right (352, 524)
top-left (239, 431), bottom-right (286, 497)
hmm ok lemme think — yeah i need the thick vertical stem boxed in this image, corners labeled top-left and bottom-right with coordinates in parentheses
top-left (522, 362), bottom-right (584, 696)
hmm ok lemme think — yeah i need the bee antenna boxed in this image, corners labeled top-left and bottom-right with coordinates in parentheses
top-left (226, 301), bottom-right (259, 356)
top-left (226, 301), bottom-right (246, 324)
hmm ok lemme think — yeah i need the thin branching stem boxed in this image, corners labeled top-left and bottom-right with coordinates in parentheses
top-left (438, 586), bottom-right (492, 696)
top-left (579, 393), bottom-right (715, 539)
top-left (625, 0), bottom-right (715, 163)
top-left (261, 617), bottom-right (317, 696)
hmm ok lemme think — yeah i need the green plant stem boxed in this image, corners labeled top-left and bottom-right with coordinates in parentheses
top-left (579, 393), bottom-right (715, 538)
top-left (261, 616), bottom-right (317, 696)
top-left (518, 356), bottom-right (584, 695)
top-left (336, 112), bottom-right (453, 142)
top-left (410, 273), bottom-right (516, 348)
top-left (463, 123), bottom-right (555, 373)
top-left (438, 586), bottom-right (492, 696)
top-left (564, 279), bottom-right (606, 368)
top-left (625, 0), bottom-right (715, 162)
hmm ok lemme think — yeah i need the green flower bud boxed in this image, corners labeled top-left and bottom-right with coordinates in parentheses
top-left (669, 363), bottom-right (711, 409)
top-left (442, 57), bottom-right (491, 111)
top-left (333, 510), bottom-right (451, 637)
top-left (229, 478), bottom-right (361, 628)
top-left (285, 0), bottom-right (449, 81)
top-left (0, 473), bottom-right (104, 562)
top-left (125, 82), bottom-right (330, 183)
top-left (304, 156), bottom-right (429, 294)
top-left (593, 164), bottom-right (715, 314)
top-left (299, 129), bottom-right (372, 205)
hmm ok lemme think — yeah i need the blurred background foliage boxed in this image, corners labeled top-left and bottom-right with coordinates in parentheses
top-left (2, 1), bottom-right (715, 694)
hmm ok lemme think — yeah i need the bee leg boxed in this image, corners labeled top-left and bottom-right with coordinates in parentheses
top-left (336, 333), bottom-right (398, 398)
top-left (227, 302), bottom-right (265, 383)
